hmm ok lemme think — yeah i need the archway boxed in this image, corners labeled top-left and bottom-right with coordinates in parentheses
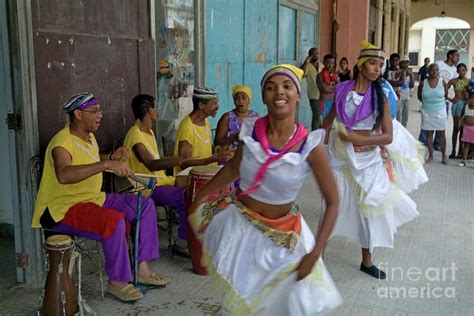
top-left (408, 17), bottom-right (471, 72)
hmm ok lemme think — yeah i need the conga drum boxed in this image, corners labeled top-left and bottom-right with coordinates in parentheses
top-left (186, 165), bottom-right (233, 275)
top-left (43, 235), bottom-right (78, 316)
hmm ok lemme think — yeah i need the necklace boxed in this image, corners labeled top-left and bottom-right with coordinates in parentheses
top-left (283, 124), bottom-right (298, 147)
top-left (269, 124), bottom-right (297, 151)
top-left (193, 124), bottom-right (210, 144)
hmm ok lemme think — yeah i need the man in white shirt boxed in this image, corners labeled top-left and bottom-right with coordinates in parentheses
top-left (436, 49), bottom-right (460, 114)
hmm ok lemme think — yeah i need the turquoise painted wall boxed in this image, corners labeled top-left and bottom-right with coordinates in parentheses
top-left (205, 0), bottom-right (277, 127)
top-left (205, 0), bottom-right (316, 129)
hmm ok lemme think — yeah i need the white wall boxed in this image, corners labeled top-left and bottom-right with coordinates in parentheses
top-left (409, 17), bottom-right (471, 74)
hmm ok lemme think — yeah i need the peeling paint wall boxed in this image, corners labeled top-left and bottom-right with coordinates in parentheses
top-left (32, 0), bottom-right (155, 152)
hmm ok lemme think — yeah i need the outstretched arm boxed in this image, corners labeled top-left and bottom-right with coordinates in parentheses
top-left (190, 143), bottom-right (243, 208)
top-left (178, 140), bottom-right (233, 169)
top-left (53, 146), bottom-right (133, 184)
top-left (296, 144), bottom-right (339, 280)
top-left (132, 142), bottom-right (182, 171)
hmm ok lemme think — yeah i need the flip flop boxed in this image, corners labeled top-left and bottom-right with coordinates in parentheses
top-left (108, 283), bottom-right (143, 302)
top-left (426, 156), bottom-right (433, 163)
top-left (442, 158), bottom-right (448, 165)
top-left (138, 272), bottom-right (171, 287)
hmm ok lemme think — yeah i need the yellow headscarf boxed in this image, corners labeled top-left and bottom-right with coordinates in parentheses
top-left (261, 64), bottom-right (304, 95)
top-left (356, 40), bottom-right (385, 69)
top-left (232, 85), bottom-right (253, 102)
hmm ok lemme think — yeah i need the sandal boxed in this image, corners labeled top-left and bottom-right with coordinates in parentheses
top-left (448, 153), bottom-right (456, 159)
top-left (442, 158), bottom-right (448, 165)
top-left (171, 243), bottom-right (191, 258)
top-left (426, 156), bottom-right (433, 163)
top-left (108, 283), bottom-right (143, 302)
top-left (138, 272), bottom-right (170, 286)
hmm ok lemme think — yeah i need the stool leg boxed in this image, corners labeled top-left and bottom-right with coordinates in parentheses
top-left (96, 242), bottom-right (104, 299)
top-left (167, 207), bottom-right (173, 250)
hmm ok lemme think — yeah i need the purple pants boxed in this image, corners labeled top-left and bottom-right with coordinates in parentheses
top-left (52, 193), bottom-right (158, 282)
top-left (151, 185), bottom-right (187, 240)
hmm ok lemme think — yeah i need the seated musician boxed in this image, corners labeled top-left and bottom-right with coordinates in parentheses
top-left (123, 94), bottom-right (189, 257)
top-left (174, 87), bottom-right (233, 175)
top-left (31, 92), bottom-right (169, 302)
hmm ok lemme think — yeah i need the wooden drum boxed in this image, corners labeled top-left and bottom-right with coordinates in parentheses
top-left (43, 235), bottom-right (78, 316)
top-left (185, 165), bottom-right (233, 275)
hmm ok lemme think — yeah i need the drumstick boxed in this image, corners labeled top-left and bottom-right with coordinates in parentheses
top-left (105, 170), bottom-right (161, 179)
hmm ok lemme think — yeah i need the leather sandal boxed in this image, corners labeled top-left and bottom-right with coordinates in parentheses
top-left (138, 272), bottom-right (171, 286)
top-left (108, 283), bottom-right (143, 302)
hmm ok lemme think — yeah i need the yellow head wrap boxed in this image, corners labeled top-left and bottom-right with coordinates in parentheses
top-left (356, 40), bottom-right (385, 69)
top-left (261, 64), bottom-right (304, 95)
top-left (232, 85), bottom-right (253, 102)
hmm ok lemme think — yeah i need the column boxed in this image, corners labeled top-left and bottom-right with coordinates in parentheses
top-left (405, 15), bottom-right (410, 55)
top-left (399, 9), bottom-right (407, 54)
top-left (383, 0), bottom-right (392, 52)
top-left (391, 1), bottom-right (400, 53)
top-left (375, 0), bottom-right (384, 47)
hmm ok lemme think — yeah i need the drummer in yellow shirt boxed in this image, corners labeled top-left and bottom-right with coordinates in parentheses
top-left (123, 94), bottom-right (189, 256)
top-left (174, 87), bottom-right (233, 174)
top-left (31, 92), bottom-right (168, 303)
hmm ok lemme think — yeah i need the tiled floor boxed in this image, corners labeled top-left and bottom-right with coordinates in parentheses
top-left (0, 98), bottom-right (473, 315)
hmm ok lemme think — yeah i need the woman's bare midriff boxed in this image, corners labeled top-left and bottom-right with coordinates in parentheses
top-left (464, 116), bottom-right (474, 126)
top-left (236, 188), bottom-right (293, 219)
top-left (352, 130), bottom-right (372, 137)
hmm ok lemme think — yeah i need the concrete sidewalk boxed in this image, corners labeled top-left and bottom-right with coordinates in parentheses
top-left (0, 98), bottom-right (473, 315)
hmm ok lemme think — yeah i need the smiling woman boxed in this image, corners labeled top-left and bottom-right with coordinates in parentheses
top-left (187, 64), bottom-right (342, 315)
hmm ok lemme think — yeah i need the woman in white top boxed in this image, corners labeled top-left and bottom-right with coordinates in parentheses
top-left (189, 64), bottom-right (342, 315)
top-left (417, 63), bottom-right (449, 164)
top-left (323, 41), bottom-right (420, 279)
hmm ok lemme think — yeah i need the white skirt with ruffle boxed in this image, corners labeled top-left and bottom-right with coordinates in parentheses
top-left (191, 203), bottom-right (342, 315)
top-left (323, 133), bottom-right (420, 253)
top-left (387, 119), bottom-right (428, 193)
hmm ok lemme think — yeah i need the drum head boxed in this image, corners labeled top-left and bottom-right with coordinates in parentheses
top-left (45, 234), bottom-right (73, 247)
top-left (190, 165), bottom-right (222, 176)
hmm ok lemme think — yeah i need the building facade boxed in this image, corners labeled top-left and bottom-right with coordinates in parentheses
top-left (3, 0), bottom-right (415, 285)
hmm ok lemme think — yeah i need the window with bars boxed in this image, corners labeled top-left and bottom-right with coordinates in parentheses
top-left (435, 29), bottom-right (470, 65)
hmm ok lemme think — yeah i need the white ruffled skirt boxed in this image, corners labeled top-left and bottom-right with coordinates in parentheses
top-left (190, 202), bottom-right (342, 315)
top-left (387, 119), bottom-right (428, 193)
top-left (323, 130), bottom-right (420, 253)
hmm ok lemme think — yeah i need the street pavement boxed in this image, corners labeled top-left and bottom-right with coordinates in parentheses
top-left (0, 97), bottom-right (473, 315)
